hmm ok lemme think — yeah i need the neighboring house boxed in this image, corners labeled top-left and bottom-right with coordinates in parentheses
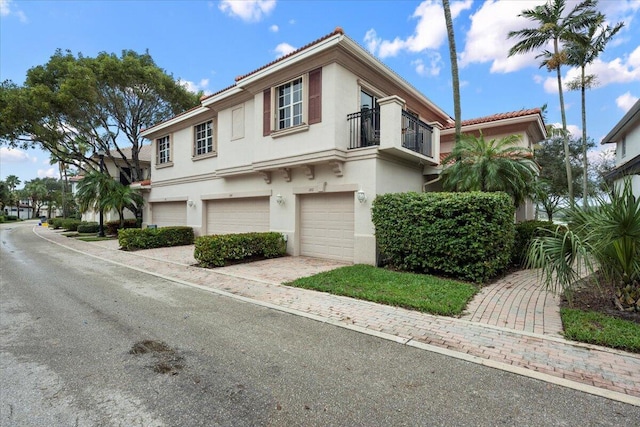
top-left (74, 145), bottom-right (152, 223)
top-left (601, 99), bottom-right (640, 197)
top-left (139, 28), bottom-right (546, 265)
top-left (4, 202), bottom-right (33, 219)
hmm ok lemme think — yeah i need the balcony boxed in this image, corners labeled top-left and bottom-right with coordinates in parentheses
top-left (347, 96), bottom-right (438, 165)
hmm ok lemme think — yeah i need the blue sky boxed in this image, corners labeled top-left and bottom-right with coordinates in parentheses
top-left (1, 0), bottom-right (638, 187)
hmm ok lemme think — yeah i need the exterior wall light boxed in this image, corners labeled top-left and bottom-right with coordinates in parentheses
top-left (356, 189), bottom-right (367, 203)
top-left (187, 200), bottom-right (195, 208)
top-left (276, 194), bottom-right (285, 205)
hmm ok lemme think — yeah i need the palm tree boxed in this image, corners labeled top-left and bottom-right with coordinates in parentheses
top-left (508, 0), bottom-right (599, 208)
top-left (527, 179), bottom-right (639, 309)
top-left (566, 14), bottom-right (623, 207)
top-left (5, 175), bottom-right (21, 217)
top-left (442, 0), bottom-right (462, 144)
top-left (440, 133), bottom-right (539, 207)
top-left (75, 171), bottom-right (143, 230)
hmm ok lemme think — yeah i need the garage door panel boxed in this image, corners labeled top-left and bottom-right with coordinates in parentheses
top-left (207, 198), bottom-right (269, 235)
top-left (300, 193), bottom-right (354, 262)
top-left (152, 202), bottom-right (186, 227)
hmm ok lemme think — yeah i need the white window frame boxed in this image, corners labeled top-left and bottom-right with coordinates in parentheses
top-left (157, 135), bottom-right (171, 165)
top-left (194, 120), bottom-right (214, 157)
top-left (276, 76), bottom-right (305, 131)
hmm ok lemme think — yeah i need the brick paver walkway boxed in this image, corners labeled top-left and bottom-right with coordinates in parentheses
top-left (34, 226), bottom-right (640, 406)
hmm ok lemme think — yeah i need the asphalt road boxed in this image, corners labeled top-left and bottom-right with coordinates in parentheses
top-left (1, 222), bottom-right (639, 426)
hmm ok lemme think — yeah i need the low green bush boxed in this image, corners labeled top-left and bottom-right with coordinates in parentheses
top-left (106, 218), bottom-right (138, 235)
top-left (194, 232), bottom-right (287, 267)
top-left (372, 192), bottom-right (515, 283)
top-left (512, 220), bottom-right (563, 266)
top-left (118, 226), bottom-right (194, 251)
top-left (0, 215), bottom-right (5, 223)
top-left (61, 218), bottom-right (82, 231)
top-left (3, 215), bottom-right (19, 221)
top-left (77, 222), bottom-right (100, 233)
top-left (49, 218), bottom-right (62, 229)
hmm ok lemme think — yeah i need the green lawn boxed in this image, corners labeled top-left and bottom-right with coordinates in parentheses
top-left (561, 308), bottom-right (640, 353)
top-left (285, 264), bottom-right (477, 316)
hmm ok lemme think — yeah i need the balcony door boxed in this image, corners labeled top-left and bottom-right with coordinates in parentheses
top-left (360, 90), bottom-right (380, 146)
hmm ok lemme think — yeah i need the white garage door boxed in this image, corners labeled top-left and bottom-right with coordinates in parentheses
top-left (300, 193), bottom-right (354, 262)
top-left (151, 201), bottom-right (186, 227)
top-left (206, 197), bottom-right (270, 235)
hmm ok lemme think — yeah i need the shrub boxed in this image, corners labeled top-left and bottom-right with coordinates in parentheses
top-left (3, 215), bottom-right (18, 221)
top-left (194, 232), bottom-right (287, 267)
top-left (512, 220), bottom-right (562, 266)
top-left (77, 222), bottom-right (100, 233)
top-left (118, 226), bottom-right (194, 251)
top-left (372, 192), bottom-right (515, 283)
top-left (61, 218), bottom-right (82, 231)
top-left (106, 218), bottom-right (138, 235)
top-left (0, 215), bottom-right (4, 223)
top-left (49, 218), bottom-right (62, 229)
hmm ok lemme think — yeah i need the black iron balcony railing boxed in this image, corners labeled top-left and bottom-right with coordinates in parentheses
top-left (347, 107), bottom-right (380, 149)
top-left (347, 108), bottom-right (434, 158)
top-left (401, 110), bottom-right (433, 157)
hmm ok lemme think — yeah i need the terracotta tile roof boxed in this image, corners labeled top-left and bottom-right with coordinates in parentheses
top-left (234, 27), bottom-right (344, 83)
top-left (443, 108), bottom-right (543, 129)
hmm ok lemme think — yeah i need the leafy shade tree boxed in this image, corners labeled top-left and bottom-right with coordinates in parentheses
top-left (23, 179), bottom-right (48, 217)
top-left (534, 133), bottom-right (590, 221)
top-left (527, 179), bottom-right (640, 310)
top-left (566, 14), bottom-right (623, 207)
top-left (1, 50), bottom-right (201, 183)
top-left (442, 0), bottom-right (462, 144)
top-left (508, 0), bottom-right (599, 208)
top-left (440, 133), bottom-right (539, 207)
top-left (75, 171), bottom-right (143, 229)
top-left (0, 181), bottom-right (10, 212)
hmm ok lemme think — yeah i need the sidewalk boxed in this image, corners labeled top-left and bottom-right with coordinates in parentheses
top-left (34, 226), bottom-right (640, 406)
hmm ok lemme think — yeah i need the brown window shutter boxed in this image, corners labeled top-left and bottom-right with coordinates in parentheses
top-left (263, 88), bottom-right (271, 136)
top-left (308, 68), bottom-right (322, 124)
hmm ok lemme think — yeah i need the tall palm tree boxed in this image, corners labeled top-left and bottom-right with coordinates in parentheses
top-left (5, 175), bottom-right (21, 217)
top-left (566, 14), bottom-right (623, 207)
top-left (440, 133), bottom-right (539, 207)
top-left (442, 0), bottom-right (462, 144)
top-left (101, 182), bottom-right (143, 229)
top-left (508, 0), bottom-right (599, 208)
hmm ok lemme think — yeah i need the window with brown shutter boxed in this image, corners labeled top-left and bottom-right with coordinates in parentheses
top-left (308, 67), bottom-right (322, 124)
top-left (263, 88), bottom-right (271, 136)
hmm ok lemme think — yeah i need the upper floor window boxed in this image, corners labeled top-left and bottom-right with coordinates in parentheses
top-left (263, 67), bottom-right (322, 137)
top-left (278, 78), bottom-right (303, 130)
top-left (621, 136), bottom-right (626, 158)
top-left (157, 135), bottom-right (171, 164)
top-left (194, 120), bottom-right (214, 156)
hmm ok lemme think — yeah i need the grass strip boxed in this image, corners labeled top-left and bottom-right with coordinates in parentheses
top-left (561, 308), bottom-right (640, 353)
top-left (285, 264), bottom-right (477, 316)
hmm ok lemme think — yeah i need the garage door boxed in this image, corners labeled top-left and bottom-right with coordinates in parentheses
top-left (151, 201), bottom-right (186, 227)
top-left (206, 197), bottom-right (270, 234)
top-left (300, 193), bottom-right (354, 262)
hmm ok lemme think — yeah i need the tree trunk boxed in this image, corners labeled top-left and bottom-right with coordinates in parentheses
top-left (443, 0), bottom-right (462, 145)
top-left (555, 38), bottom-right (574, 208)
top-left (580, 65), bottom-right (588, 208)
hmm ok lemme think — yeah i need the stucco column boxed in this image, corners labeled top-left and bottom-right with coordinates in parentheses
top-left (378, 95), bottom-right (405, 150)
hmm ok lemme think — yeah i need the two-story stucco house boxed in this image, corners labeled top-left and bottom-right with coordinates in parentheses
top-left (601, 99), bottom-right (640, 197)
top-left (138, 28), bottom-right (546, 265)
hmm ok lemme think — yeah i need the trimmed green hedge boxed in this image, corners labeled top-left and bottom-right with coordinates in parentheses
top-left (118, 226), bottom-right (194, 251)
top-left (372, 192), bottom-right (515, 283)
top-left (77, 222), bottom-right (100, 233)
top-left (194, 232), bottom-right (287, 267)
top-left (512, 220), bottom-right (563, 266)
top-left (106, 218), bottom-right (138, 235)
top-left (60, 218), bottom-right (83, 231)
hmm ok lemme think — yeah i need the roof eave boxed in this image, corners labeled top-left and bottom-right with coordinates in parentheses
top-left (601, 99), bottom-right (640, 144)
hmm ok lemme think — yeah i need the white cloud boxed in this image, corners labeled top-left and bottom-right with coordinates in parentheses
top-left (365, 0), bottom-right (472, 59)
top-left (412, 52), bottom-right (442, 77)
top-left (460, 0), bottom-right (543, 72)
top-left (540, 46), bottom-right (640, 94)
top-left (616, 92), bottom-right (639, 111)
top-left (274, 42), bottom-right (296, 58)
top-left (178, 78), bottom-right (211, 95)
top-left (218, 0), bottom-right (275, 23)
top-left (0, 147), bottom-right (33, 163)
top-left (37, 168), bottom-right (59, 179)
top-left (0, 0), bottom-right (27, 22)
top-left (269, 24), bottom-right (279, 32)
top-left (550, 122), bottom-right (581, 139)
